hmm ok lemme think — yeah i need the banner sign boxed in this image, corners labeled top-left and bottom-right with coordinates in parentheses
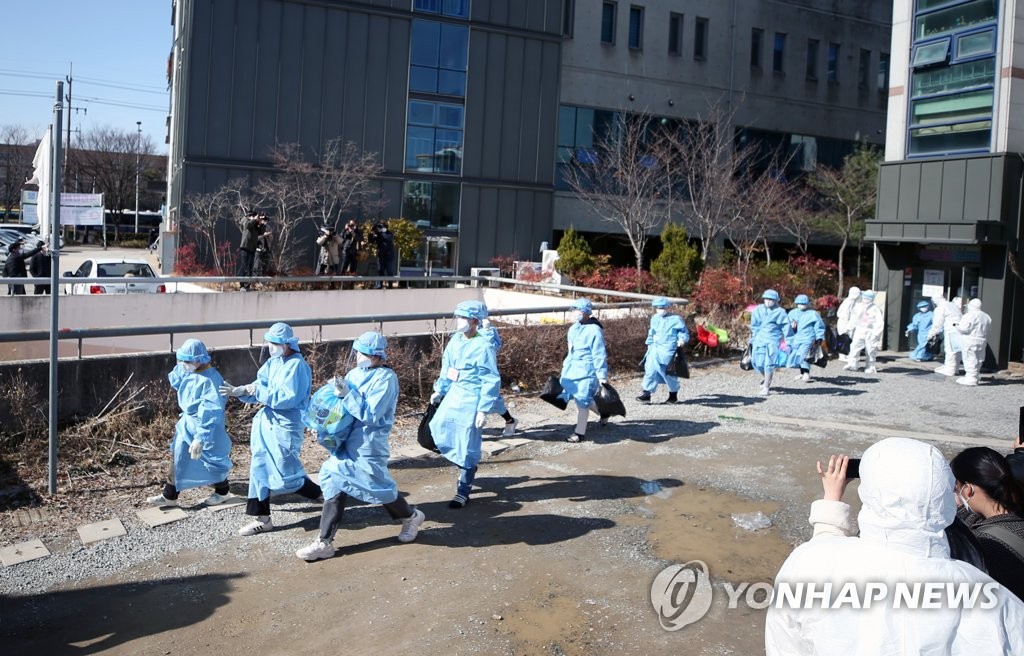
top-left (21, 191), bottom-right (105, 226)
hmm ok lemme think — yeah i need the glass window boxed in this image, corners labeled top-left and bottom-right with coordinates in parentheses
top-left (669, 13), bottom-right (683, 56)
top-left (773, 32), bottom-right (786, 73)
top-left (878, 52), bottom-right (890, 91)
top-left (405, 101), bottom-right (464, 174)
top-left (409, 20), bottom-right (468, 96)
top-left (859, 49), bottom-right (871, 88)
top-left (414, 0), bottom-right (441, 12)
top-left (414, 0), bottom-right (469, 19)
top-left (411, 21), bottom-right (440, 67)
top-left (694, 17), bottom-right (708, 60)
top-left (402, 181), bottom-right (461, 231)
top-left (628, 6), bottom-right (643, 49)
top-left (601, 2), bottom-right (616, 44)
top-left (911, 89), bottom-right (993, 126)
top-left (437, 70), bottom-right (466, 96)
top-left (409, 101), bottom-right (436, 126)
top-left (915, 0), bottom-right (997, 41)
top-left (912, 39), bottom-right (950, 67)
top-left (827, 43), bottom-right (840, 82)
top-left (751, 28), bottom-right (763, 68)
top-left (806, 39), bottom-right (819, 80)
top-left (563, 0), bottom-right (575, 37)
top-left (909, 120), bottom-right (991, 155)
top-left (957, 29), bottom-right (995, 58)
top-left (439, 24), bottom-right (468, 70)
top-left (409, 67), bottom-right (438, 94)
top-left (912, 58), bottom-right (995, 96)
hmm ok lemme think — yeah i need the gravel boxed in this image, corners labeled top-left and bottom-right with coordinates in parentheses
top-left (2, 352), bottom-right (1021, 597)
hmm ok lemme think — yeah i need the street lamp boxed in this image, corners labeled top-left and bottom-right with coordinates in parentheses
top-left (134, 121), bottom-right (141, 234)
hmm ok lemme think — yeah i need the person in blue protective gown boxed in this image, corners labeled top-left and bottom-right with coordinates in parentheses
top-left (784, 294), bottom-right (826, 383)
top-left (560, 298), bottom-right (609, 443)
top-left (295, 332), bottom-right (426, 562)
top-left (429, 301), bottom-right (501, 508)
top-left (906, 300), bottom-right (935, 362)
top-left (220, 322), bottom-right (322, 535)
top-left (471, 301), bottom-right (518, 436)
top-left (636, 297), bottom-right (689, 404)
top-left (749, 289), bottom-right (791, 396)
top-left (146, 338), bottom-right (234, 507)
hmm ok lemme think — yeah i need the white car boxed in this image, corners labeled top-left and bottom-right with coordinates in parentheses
top-left (65, 258), bottom-right (167, 295)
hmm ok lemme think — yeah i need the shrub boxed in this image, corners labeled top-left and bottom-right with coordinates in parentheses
top-left (651, 223), bottom-right (702, 297)
top-left (690, 267), bottom-right (749, 328)
top-left (789, 254), bottom-right (839, 299)
top-left (555, 227), bottom-right (595, 281)
top-left (490, 253), bottom-right (518, 278)
top-left (577, 267), bottom-right (667, 297)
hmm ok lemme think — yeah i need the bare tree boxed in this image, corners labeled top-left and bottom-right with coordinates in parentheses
top-left (809, 144), bottom-right (882, 296)
top-left (561, 111), bottom-right (670, 276)
top-left (728, 170), bottom-right (792, 275)
top-left (0, 125), bottom-right (36, 221)
top-left (72, 126), bottom-right (157, 237)
top-left (298, 138), bottom-right (385, 230)
top-left (773, 183), bottom-right (816, 255)
top-left (182, 183), bottom-right (238, 273)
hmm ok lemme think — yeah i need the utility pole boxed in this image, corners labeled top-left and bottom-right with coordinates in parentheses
top-left (64, 63), bottom-right (71, 188)
top-left (134, 121), bottom-right (141, 234)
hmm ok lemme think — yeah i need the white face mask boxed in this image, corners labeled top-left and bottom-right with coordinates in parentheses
top-left (655, 308), bottom-right (667, 316)
top-left (180, 362), bottom-right (198, 373)
top-left (764, 299), bottom-right (776, 308)
top-left (267, 343), bottom-right (285, 358)
top-left (455, 317), bottom-right (471, 333)
top-left (572, 310), bottom-right (585, 323)
top-left (356, 352), bottom-right (373, 369)
top-left (797, 304), bottom-right (808, 311)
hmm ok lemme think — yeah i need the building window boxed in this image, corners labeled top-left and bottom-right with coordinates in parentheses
top-left (601, 2), bottom-right (616, 45)
top-left (827, 43), bottom-right (840, 82)
top-left (957, 29), bottom-right (995, 58)
top-left (562, 0), bottom-right (575, 37)
top-left (915, 0), bottom-right (996, 40)
top-left (410, 20), bottom-right (469, 96)
top-left (402, 181), bottom-right (461, 231)
top-left (773, 32), bottom-right (786, 73)
top-left (750, 28), bottom-right (763, 68)
top-left (556, 105), bottom-right (617, 189)
top-left (414, 0), bottom-right (470, 19)
top-left (406, 100), bottom-right (464, 174)
top-left (878, 52), bottom-right (890, 91)
top-left (912, 58), bottom-right (995, 96)
top-left (912, 39), bottom-right (949, 67)
top-left (858, 48), bottom-right (871, 88)
top-left (806, 39), bottom-right (819, 80)
top-left (694, 17), bottom-right (708, 60)
top-left (668, 13), bottom-right (683, 56)
top-left (628, 6), bottom-right (643, 50)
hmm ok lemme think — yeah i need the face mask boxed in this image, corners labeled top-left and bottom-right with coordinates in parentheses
top-left (267, 343), bottom-right (285, 358)
top-left (958, 489), bottom-right (975, 514)
top-left (796, 304), bottom-right (808, 311)
top-left (573, 311), bottom-right (585, 323)
top-left (356, 352), bottom-right (373, 369)
top-left (655, 309), bottom-right (667, 316)
top-left (919, 308), bottom-right (928, 313)
top-left (455, 317), bottom-right (471, 333)
top-left (764, 299), bottom-right (776, 308)
top-left (180, 362), bottom-right (198, 373)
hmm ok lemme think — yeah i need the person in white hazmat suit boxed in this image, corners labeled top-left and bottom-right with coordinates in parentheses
top-left (765, 437), bottom-right (1024, 655)
top-left (955, 298), bottom-right (992, 387)
top-left (843, 290), bottom-right (883, 374)
top-left (928, 293), bottom-right (964, 376)
top-left (834, 286), bottom-right (863, 362)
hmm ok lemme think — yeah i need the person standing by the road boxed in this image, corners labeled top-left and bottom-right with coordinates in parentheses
top-left (749, 289), bottom-right (790, 396)
top-left (928, 293), bottom-right (964, 377)
top-left (296, 332), bottom-right (426, 561)
top-left (220, 322), bottom-right (322, 535)
top-left (339, 220), bottom-right (360, 275)
top-left (4, 240), bottom-right (43, 296)
top-left (905, 300), bottom-right (934, 362)
top-left (146, 339), bottom-right (234, 508)
top-left (834, 286), bottom-right (863, 362)
top-left (370, 222), bottom-right (396, 287)
top-left (315, 226), bottom-right (342, 276)
top-left (429, 301), bottom-right (501, 508)
top-left (844, 290), bottom-right (884, 374)
top-left (636, 297), bottom-right (689, 404)
top-left (237, 212), bottom-right (267, 291)
top-left (955, 298), bottom-right (992, 387)
top-left (28, 241), bottom-right (51, 295)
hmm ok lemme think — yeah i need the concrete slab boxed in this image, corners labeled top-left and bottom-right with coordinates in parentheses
top-left (136, 507), bottom-right (188, 528)
top-left (77, 519), bottom-right (127, 545)
top-left (206, 496), bottom-right (245, 512)
top-left (480, 441), bottom-right (510, 457)
top-left (391, 444), bottom-right (433, 460)
top-left (1, 539), bottom-right (50, 566)
top-left (11, 508), bottom-right (49, 528)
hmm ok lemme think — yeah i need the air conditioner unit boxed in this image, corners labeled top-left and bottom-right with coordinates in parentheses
top-left (470, 267), bottom-right (500, 287)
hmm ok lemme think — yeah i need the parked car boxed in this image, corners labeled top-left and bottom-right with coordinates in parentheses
top-left (0, 223), bottom-right (63, 249)
top-left (64, 258), bottom-right (167, 295)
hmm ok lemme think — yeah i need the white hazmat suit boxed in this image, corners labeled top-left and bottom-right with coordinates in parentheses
top-left (765, 437), bottom-right (1024, 655)
top-left (954, 298), bottom-right (991, 386)
top-left (928, 295), bottom-right (963, 376)
top-left (834, 286), bottom-right (863, 362)
top-left (844, 293), bottom-right (883, 373)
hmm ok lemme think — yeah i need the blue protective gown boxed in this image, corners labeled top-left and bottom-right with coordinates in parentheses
top-left (642, 313), bottom-right (689, 393)
top-left (429, 332), bottom-right (501, 470)
top-left (559, 319), bottom-right (609, 408)
top-left (239, 352), bottom-right (313, 500)
top-left (478, 321), bottom-right (508, 415)
top-left (750, 304), bottom-right (791, 374)
top-left (906, 310), bottom-right (935, 361)
top-left (167, 363), bottom-right (232, 490)
top-left (784, 307), bottom-right (826, 368)
top-left (317, 365), bottom-right (400, 504)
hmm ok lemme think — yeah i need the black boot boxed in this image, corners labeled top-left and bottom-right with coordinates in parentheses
top-left (666, 392), bottom-right (678, 404)
top-left (636, 390), bottom-right (652, 403)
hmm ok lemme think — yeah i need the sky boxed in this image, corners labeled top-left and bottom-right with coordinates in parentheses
top-left (2, 1), bottom-right (171, 153)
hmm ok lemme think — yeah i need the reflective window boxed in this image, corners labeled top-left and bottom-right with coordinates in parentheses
top-left (402, 181), bottom-right (461, 231)
top-left (669, 13), bottom-right (683, 56)
top-left (414, 0), bottom-right (469, 19)
top-left (601, 2), bottom-right (616, 44)
top-left (859, 49), bottom-right (871, 88)
top-left (912, 39), bottom-right (950, 67)
top-left (913, 58), bottom-right (994, 96)
top-left (773, 32), bottom-right (786, 73)
top-left (957, 29), bottom-right (995, 58)
top-left (911, 89), bottom-right (993, 126)
top-left (915, 0), bottom-right (996, 40)
top-left (406, 101), bottom-right (464, 174)
top-left (750, 28), bottom-right (763, 68)
top-left (556, 105), bottom-right (619, 189)
top-left (827, 43), bottom-right (840, 82)
top-left (410, 20), bottom-right (468, 95)
top-left (628, 6), bottom-right (643, 50)
top-left (806, 39), bottom-right (819, 80)
top-left (694, 17), bottom-right (708, 60)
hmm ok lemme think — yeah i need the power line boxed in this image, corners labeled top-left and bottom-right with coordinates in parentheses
top-left (0, 69), bottom-right (168, 94)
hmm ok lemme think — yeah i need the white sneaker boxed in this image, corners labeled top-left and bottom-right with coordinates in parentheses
top-left (238, 516), bottom-right (273, 536)
top-left (800, 372), bottom-right (811, 382)
top-left (935, 367), bottom-right (955, 376)
top-left (502, 419), bottom-right (518, 437)
top-left (203, 492), bottom-right (234, 506)
top-left (864, 367), bottom-right (877, 374)
top-left (955, 377), bottom-right (978, 386)
top-left (146, 494), bottom-right (178, 507)
top-left (793, 373), bottom-right (805, 381)
top-left (398, 509), bottom-right (426, 543)
top-left (759, 385), bottom-right (770, 397)
top-left (842, 364), bottom-right (857, 372)
top-left (296, 538), bottom-right (335, 561)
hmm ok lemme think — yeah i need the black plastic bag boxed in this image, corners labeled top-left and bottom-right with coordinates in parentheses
top-left (540, 375), bottom-right (568, 411)
top-left (823, 325), bottom-right (839, 355)
top-left (926, 333), bottom-right (943, 356)
top-left (417, 402), bottom-right (440, 453)
top-left (806, 343), bottom-right (829, 369)
top-left (667, 348), bottom-right (690, 379)
top-left (836, 333), bottom-right (852, 356)
top-left (594, 382), bottom-right (626, 418)
top-left (740, 343), bottom-right (753, 371)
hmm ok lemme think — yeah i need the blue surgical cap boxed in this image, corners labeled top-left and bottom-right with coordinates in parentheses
top-left (264, 322), bottom-right (300, 350)
top-left (794, 294), bottom-right (810, 305)
top-left (176, 338), bottom-right (211, 364)
top-left (862, 290), bottom-right (877, 301)
top-left (453, 300), bottom-right (486, 320)
top-left (651, 297), bottom-right (669, 308)
top-left (572, 298), bottom-right (593, 313)
top-left (762, 289), bottom-right (780, 301)
top-left (353, 331), bottom-right (387, 359)
top-left (917, 300), bottom-right (931, 310)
